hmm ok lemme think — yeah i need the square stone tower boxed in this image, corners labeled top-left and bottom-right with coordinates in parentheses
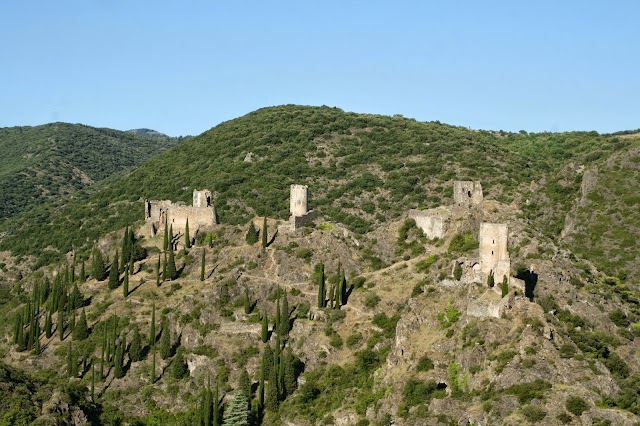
top-left (479, 222), bottom-right (509, 284)
top-left (453, 181), bottom-right (483, 206)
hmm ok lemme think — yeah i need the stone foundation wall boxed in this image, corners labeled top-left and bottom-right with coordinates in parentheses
top-left (291, 211), bottom-right (316, 230)
top-left (409, 207), bottom-right (450, 240)
top-left (453, 181), bottom-right (483, 206)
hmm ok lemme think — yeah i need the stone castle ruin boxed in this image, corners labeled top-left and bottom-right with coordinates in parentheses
top-left (289, 184), bottom-right (316, 230)
top-left (453, 181), bottom-right (483, 206)
top-left (144, 189), bottom-right (218, 237)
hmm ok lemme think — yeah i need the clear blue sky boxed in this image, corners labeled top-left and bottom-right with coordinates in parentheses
top-left (1, 1), bottom-right (638, 136)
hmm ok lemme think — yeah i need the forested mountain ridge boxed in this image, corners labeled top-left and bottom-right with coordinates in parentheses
top-left (0, 123), bottom-right (185, 220)
top-left (0, 105), bottom-right (639, 425)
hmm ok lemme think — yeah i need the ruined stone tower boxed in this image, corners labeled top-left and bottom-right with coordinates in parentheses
top-left (453, 181), bottom-right (483, 206)
top-left (479, 222), bottom-right (510, 285)
top-left (192, 189), bottom-right (212, 208)
top-left (290, 184), bottom-right (315, 230)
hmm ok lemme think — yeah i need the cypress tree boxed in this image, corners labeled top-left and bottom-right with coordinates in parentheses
top-left (13, 312), bottom-right (21, 344)
top-left (283, 350), bottom-right (297, 396)
top-left (169, 224), bottom-right (174, 250)
top-left (200, 249), bottom-right (206, 281)
top-left (245, 221), bottom-right (258, 245)
top-left (91, 363), bottom-right (95, 399)
top-left (327, 284), bottom-right (334, 310)
top-left (114, 336), bottom-right (124, 379)
top-left (281, 290), bottom-right (289, 338)
top-left (259, 355), bottom-right (265, 410)
top-left (74, 309), bottom-right (89, 341)
top-left (155, 254), bottom-right (161, 287)
top-left (166, 248), bottom-right (177, 280)
top-left (261, 311), bottom-right (269, 343)
top-left (162, 252), bottom-right (167, 281)
top-left (213, 379), bottom-right (220, 426)
top-left (160, 317), bottom-right (171, 359)
top-left (263, 345), bottom-right (274, 378)
top-left (265, 364), bottom-right (278, 411)
top-left (58, 310), bottom-right (65, 341)
top-left (243, 287), bottom-right (252, 315)
top-left (130, 325), bottom-right (143, 362)
top-left (92, 249), bottom-right (107, 281)
top-left (150, 342), bottom-right (156, 384)
top-left (33, 321), bottom-right (40, 355)
top-left (172, 347), bottom-right (189, 379)
top-left (123, 266), bottom-right (129, 298)
top-left (239, 368), bottom-right (251, 402)
top-left (111, 315), bottom-right (118, 363)
top-left (71, 260), bottom-right (76, 284)
top-left (163, 222), bottom-right (169, 251)
top-left (100, 325), bottom-right (106, 379)
top-left (261, 216), bottom-right (268, 249)
top-left (185, 218), bottom-right (191, 249)
top-left (129, 252), bottom-right (134, 276)
top-left (45, 311), bottom-right (52, 338)
top-left (121, 226), bottom-right (128, 274)
top-left (501, 276), bottom-right (509, 297)
top-left (340, 274), bottom-right (347, 306)
top-left (70, 283), bottom-right (83, 309)
top-left (487, 270), bottom-right (495, 288)
top-left (149, 303), bottom-right (156, 348)
top-left (108, 251), bottom-right (120, 289)
top-left (316, 262), bottom-right (325, 308)
top-left (80, 260), bottom-right (86, 283)
top-left (275, 291), bottom-right (281, 336)
top-left (67, 342), bottom-right (74, 377)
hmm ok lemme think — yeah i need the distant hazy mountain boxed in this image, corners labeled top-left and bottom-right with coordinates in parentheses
top-left (0, 123), bottom-right (183, 220)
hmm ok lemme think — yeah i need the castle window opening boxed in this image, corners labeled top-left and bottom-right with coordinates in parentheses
top-left (467, 191), bottom-right (471, 197)
top-left (492, 251), bottom-right (494, 255)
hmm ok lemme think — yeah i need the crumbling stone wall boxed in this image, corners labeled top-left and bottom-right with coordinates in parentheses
top-left (408, 207), bottom-right (450, 240)
top-left (453, 181), bottom-right (483, 206)
top-left (144, 189), bottom-right (218, 237)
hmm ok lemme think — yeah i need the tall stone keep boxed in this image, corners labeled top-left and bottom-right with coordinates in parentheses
top-left (453, 181), bottom-right (483, 206)
top-left (193, 189), bottom-right (212, 208)
top-left (479, 223), bottom-right (509, 284)
top-left (290, 184), bottom-right (309, 216)
top-left (290, 184), bottom-right (315, 230)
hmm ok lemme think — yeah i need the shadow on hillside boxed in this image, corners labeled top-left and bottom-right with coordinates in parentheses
top-left (516, 269), bottom-right (539, 301)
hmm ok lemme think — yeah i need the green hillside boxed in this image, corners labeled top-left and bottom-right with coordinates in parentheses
top-left (0, 106), bottom-right (636, 278)
top-left (0, 123), bottom-right (184, 220)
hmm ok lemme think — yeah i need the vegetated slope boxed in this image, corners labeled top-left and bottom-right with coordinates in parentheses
top-left (0, 123), bottom-right (184, 220)
top-left (0, 105), bottom-right (634, 278)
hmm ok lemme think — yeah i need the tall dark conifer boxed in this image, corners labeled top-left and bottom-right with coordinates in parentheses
top-left (185, 218), bottom-right (191, 249)
top-left (316, 262), bottom-right (325, 308)
top-left (261, 216), bottom-right (268, 250)
top-left (108, 251), bottom-right (120, 289)
top-left (261, 311), bottom-right (269, 343)
top-left (200, 250), bottom-right (206, 281)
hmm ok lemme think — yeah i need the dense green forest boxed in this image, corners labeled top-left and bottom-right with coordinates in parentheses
top-left (0, 123), bottom-right (184, 220)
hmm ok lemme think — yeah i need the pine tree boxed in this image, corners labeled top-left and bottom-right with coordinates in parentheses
top-left (245, 221), bottom-right (258, 244)
top-left (261, 311), bottom-right (269, 343)
top-left (163, 222), bottom-right (169, 252)
top-left (261, 216), bottom-right (268, 250)
top-left (222, 392), bottom-right (250, 426)
top-left (160, 317), bottom-right (171, 359)
top-left (150, 303), bottom-right (156, 348)
top-left (200, 249), bottom-right (206, 281)
top-left (185, 218), bottom-right (191, 249)
top-left (172, 347), bottom-right (189, 379)
top-left (316, 262), bottom-right (325, 308)
top-left (45, 311), bottom-right (52, 338)
top-left (74, 309), bottom-right (89, 341)
top-left (501, 276), bottom-right (509, 297)
top-left (58, 310), bottom-right (65, 341)
top-left (130, 326), bottom-right (143, 362)
top-left (123, 266), bottom-right (129, 298)
top-left (92, 249), bottom-right (107, 281)
top-left (108, 251), bottom-right (120, 289)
